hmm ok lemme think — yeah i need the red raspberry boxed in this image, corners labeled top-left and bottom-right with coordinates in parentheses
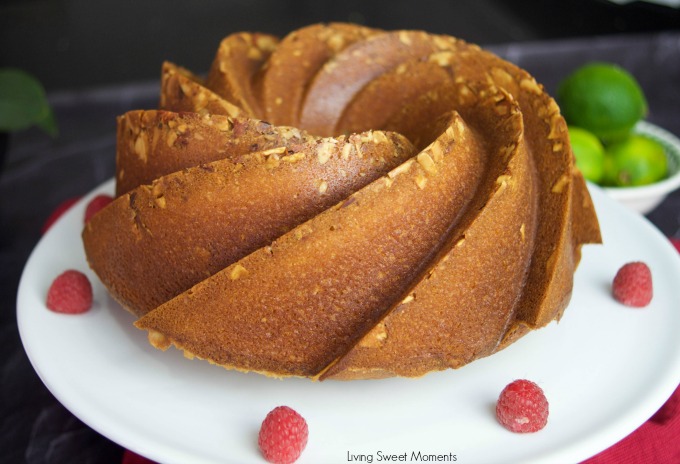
top-left (612, 261), bottom-right (653, 307)
top-left (258, 406), bottom-right (308, 464)
top-left (496, 379), bottom-right (549, 433)
top-left (46, 270), bottom-right (93, 314)
top-left (84, 194), bottom-right (113, 223)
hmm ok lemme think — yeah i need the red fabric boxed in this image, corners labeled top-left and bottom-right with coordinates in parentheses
top-left (671, 237), bottom-right (680, 254)
top-left (121, 450), bottom-right (156, 464)
top-left (42, 200), bottom-right (680, 464)
top-left (41, 196), bottom-right (80, 234)
top-left (583, 385), bottom-right (680, 463)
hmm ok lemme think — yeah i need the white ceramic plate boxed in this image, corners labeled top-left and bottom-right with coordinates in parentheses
top-left (18, 180), bottom-right (680, 464)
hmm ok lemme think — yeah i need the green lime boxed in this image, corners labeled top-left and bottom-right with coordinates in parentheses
top-left (601, 153), bottom-right (619, 187)
top-left (557, 62), bottom-right (647, 143)
top-left (606, 135), bottom-right (668, 187)
top-left (568, 126), bottom-right (606, 183)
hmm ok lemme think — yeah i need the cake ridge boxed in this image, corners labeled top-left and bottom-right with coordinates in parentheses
top-left (259, 22), bottom-right (379, 126)
top-left (205, 32), bottom-right (278, 118)
top-left (85, 126), bottom-right (417, 317)
top-left (322, 84), bottom-right (537, 380)
top-left (159, 61), bottom-right (244, 119)
top-left (134, 110), bottom-right (490, 377)
top-left (84, 23), bottom-right (602, 380)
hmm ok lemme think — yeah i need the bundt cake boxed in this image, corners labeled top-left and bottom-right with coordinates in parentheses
top-left (82, 23), bottom-right (601, 380)
top-left (89, 118), bottom-right (416, 316)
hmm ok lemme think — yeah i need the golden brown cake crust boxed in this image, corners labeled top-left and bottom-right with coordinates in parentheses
top-left (84, 23), bottom-right (602, 381)
top-left (260, 23), bottom-right (380, 127)
top-left (205, 32), bottom-right (278, 118)
top-left (159, 61), bottom-right (244, 118)
top-left (322, 85), bottom-right (536, 380)
top-left (299, 31), bottom-right (455, 137)
top-left (115, 111), bottom-right (318, 195)
top-left (86, 129), bottom-right (415, 317)
top-left (135, 111), bottom-right (490, 377)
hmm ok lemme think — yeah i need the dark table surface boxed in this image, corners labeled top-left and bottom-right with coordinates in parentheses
top-left (2, 27), bottom-right (680, 464)
top-left (3, 0), bottom-right (680, 92)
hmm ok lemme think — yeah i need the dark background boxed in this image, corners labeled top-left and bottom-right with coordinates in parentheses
top-left (2, 0), bottom-right (679, 92)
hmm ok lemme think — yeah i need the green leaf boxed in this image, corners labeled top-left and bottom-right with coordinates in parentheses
top-left (35, 104), bottom-right (59, 137)
top-left (0, 68), bottom-right (58, 136)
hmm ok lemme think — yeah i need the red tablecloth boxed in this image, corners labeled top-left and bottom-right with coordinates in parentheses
top-left (584, 383), bottom-right (680, 464)
top-left (44, 201), bottom-right (680, 464)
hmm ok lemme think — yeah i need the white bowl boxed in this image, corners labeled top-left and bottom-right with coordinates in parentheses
top-left (602, 121), bottom-right (680, 214)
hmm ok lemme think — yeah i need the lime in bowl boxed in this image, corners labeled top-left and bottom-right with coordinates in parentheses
top-left (602, 121), bottom-right (680, 214)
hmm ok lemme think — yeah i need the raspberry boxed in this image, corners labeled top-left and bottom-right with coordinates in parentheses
top-left (46, 270), bottom-right (93, 314)
top-left (612, 261), bottom-right (653, 307)
top-left (258, 406), bottom-right (308, 464)
top-left (84, 194), bottom-right (113, 223)
top-left (496, 379), bottom-right (549, 433)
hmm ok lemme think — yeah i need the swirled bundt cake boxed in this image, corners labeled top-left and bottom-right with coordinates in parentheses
top-left (82, 23), bottom-right (601, 380)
